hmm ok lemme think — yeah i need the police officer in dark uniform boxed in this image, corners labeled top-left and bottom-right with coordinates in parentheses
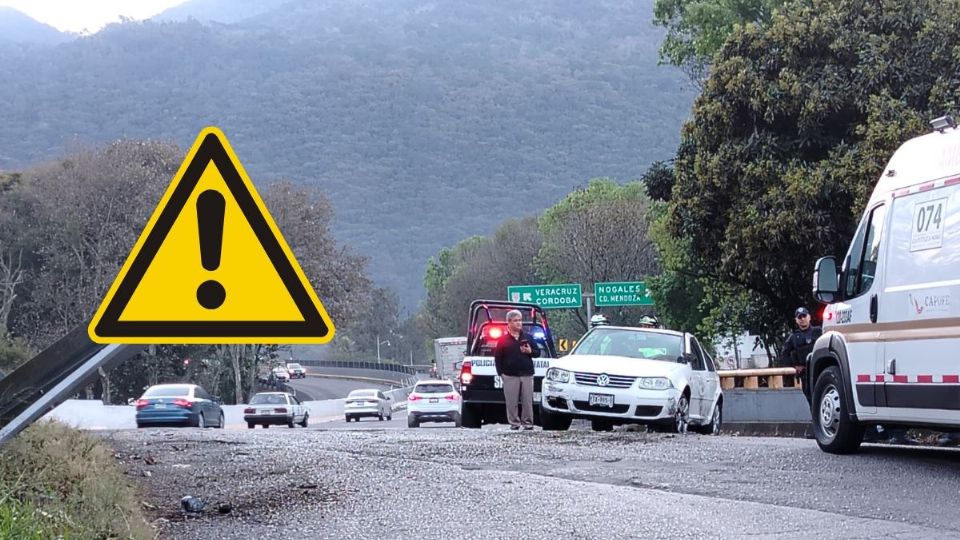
top-left (781, 307), bottom-right (821, 401)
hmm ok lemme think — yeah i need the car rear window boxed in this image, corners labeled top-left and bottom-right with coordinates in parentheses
top-left (415, 384), bottom-right (453, 394)
top-left (143, 385), bottom-right (192, 397)
top-left (349, 390), bottom-right (377, 398)
top-left (250, 394), bottom-right (288, 405)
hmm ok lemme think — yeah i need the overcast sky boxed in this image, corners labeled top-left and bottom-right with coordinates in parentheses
top-left (0, 0), bottom-right (184, 33)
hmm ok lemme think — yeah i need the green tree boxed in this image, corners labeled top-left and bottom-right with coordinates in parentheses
top-left (421, 218), bottom-right (542, 339)
top-left (422, 235), bottom-right (487, 338)
top-left (4, 140), bottom-right (182, 401)
top-left (654, 0), bottom-right (793, 81)
top-left (334, 287), bottom-right (402, 361)
top-left (536, 179), bottom-right (660, 336)
top-left (0, 334), bottom-right (33, 374)
top-left (646, 204), bottom-right (705, 334)
top-left (659, 0), bottom-right (960, 349)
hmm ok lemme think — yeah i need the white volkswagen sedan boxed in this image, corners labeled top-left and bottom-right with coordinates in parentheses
top-left (540, 326), bottom-right (722, 434)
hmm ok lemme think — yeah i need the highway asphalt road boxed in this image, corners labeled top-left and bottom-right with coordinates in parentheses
top-left (104, 414), bottom-right (960, 539)
top-left (284, 375), bottom-right (392, 401)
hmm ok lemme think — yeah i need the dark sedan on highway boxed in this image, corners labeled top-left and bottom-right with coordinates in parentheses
top-left (135, 384), bottom-right (225, 428)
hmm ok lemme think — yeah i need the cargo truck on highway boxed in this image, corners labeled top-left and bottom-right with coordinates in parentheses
top-left (433, 336), bottom-right (467, 381)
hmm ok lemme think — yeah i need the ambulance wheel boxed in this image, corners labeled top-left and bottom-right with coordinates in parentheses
top-left (813, 366), bottom-right (864, 454)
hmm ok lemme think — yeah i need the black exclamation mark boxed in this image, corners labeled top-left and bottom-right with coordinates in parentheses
top-left (196, 190), bottom-right (226, 310)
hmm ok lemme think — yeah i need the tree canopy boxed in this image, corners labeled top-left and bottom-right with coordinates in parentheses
top-left (421, 178), bottom-right (661, 345)
top-left (654, 0), bottom-right (960, 347)
top-left (653, 0), bottom-right (792, 80)
top-left (0, 140), bottom-right (375, 402)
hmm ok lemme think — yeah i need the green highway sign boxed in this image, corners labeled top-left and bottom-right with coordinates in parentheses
top-left (508, 284), bottom-right (582, 309)
top-left (594, 281), bottom-right (654, 307)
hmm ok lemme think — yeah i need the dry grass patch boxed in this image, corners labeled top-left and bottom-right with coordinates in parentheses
top-left (0, 421), bottom-right (153, 539)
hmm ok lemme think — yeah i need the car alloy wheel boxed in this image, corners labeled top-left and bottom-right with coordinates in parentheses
top-left (711, 405), bottom-right (721, 435)
top-left (674, 395), bottom-right (689, 434)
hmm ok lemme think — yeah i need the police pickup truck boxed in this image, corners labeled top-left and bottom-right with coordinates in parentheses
top-left (457, 300), bottom-right (557, 428)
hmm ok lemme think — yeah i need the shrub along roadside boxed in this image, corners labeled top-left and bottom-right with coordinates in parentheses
top-left (0, 421), bottom-right (153, 539)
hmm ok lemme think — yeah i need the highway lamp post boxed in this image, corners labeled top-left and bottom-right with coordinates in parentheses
top-left (376, 335), bottom-right (391, 364)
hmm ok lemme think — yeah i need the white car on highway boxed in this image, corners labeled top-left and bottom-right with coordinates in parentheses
top-left (272, 366), bottom-right (291, 382)
top-left (407, 380), bottom-right (462, 428)
top-left (540, 326), bottom-right (722, 434)
top-left (285, 362), bottom-right (306, 379)
top-left (344, 389), bottom-right (393, 422)
top-left (243, 392), bottom-right (309, 429)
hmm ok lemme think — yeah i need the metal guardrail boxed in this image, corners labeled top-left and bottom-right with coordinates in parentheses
top-left (297, 359), bottom-right (418, 375)
top-left (303, 373), bottom-right (406, 387)
top-left (717, 367), bottom-right (801, 390)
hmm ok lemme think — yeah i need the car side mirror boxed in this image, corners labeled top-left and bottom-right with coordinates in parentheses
top-left (127, 398), bottom-right (135, 406)
top-left (679, 355), bottom-right (690, 364)
top-left (813, 256), bottom-right (839, 303)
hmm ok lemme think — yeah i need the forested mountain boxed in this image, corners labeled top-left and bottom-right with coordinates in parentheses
top-left (0, 7), bottom-right (72, 45)
top-left (0, 0), bottom-right (695, 309)
top-left (152, 0), bottom-right (292, 24)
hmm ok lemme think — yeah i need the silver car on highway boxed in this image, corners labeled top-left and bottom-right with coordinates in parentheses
top-left (344, 389), bottom-right (392, 422)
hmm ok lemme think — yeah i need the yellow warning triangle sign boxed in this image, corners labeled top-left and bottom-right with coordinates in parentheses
top-left (89, 127), bottom-right (336, 344)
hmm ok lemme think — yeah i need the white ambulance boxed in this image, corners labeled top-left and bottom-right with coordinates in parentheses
top-left (810, 115), bottom-right (960, 453)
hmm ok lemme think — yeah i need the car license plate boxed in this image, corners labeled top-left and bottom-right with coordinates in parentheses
top-left (259, 409), bottom-right (271, 415)
top-left (494, 376), bottom-right (503, 389)
top-left (154, 404), bottom-right (166, 409)
top-left (588, 393), bottom-right (615, 408)
top-left (429, 398), bottom-right (439, 403)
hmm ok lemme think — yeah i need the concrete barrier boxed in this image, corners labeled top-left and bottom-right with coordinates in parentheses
top-left (723, 388), bottom-right (810, 423)
top-left (721, 387), bottom-right (812, 437)
top-left (41, 389), bottom-right (414, 430)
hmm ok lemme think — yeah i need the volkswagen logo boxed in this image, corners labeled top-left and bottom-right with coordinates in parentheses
top-left (596, 374), bottom-right (610, 387)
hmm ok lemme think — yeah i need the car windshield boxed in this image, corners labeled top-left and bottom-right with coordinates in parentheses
top-left (287, 363), bottom-right (302, 369)
top-left (415, 384), bottom-right (453, 394)
top-left (573, 328), bottom-right (683, 362)
top-left (349, 390), bottom-right (377, 398)
top-left (250, 394), bottom-right (288, 405)
top-left (143, 385), bottom-right (192, 398)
